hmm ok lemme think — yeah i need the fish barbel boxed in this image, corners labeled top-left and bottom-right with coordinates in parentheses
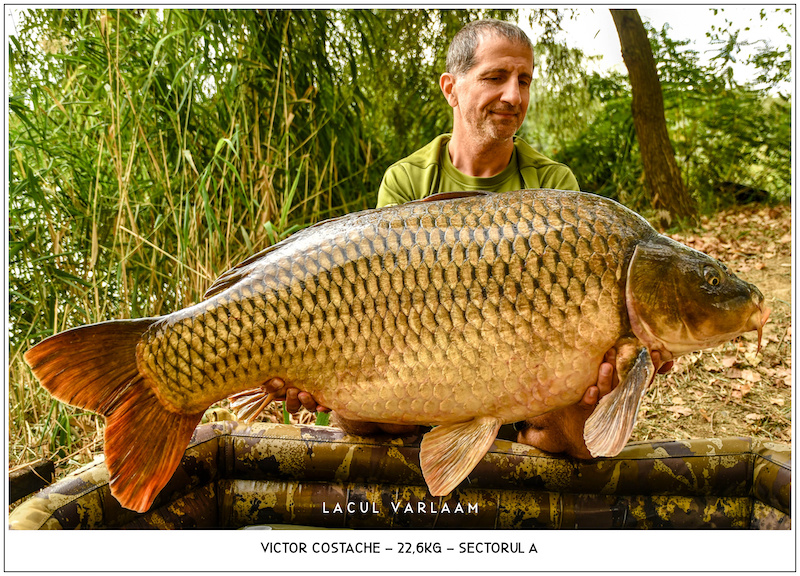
top-left (25, 189), bottom-right (768, 512)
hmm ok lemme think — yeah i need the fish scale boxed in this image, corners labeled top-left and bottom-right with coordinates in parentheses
top-left (137, 190), bottom-right (636, 420)
top-left (25, 188), bottom-right (767, 512)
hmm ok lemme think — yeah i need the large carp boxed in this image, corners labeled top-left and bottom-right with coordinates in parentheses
top-left (25, 189), bottom-right (768, 513)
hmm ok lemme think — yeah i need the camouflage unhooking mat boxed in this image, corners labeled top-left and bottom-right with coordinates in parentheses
top-left (8, 421), bottom-right (791, 529)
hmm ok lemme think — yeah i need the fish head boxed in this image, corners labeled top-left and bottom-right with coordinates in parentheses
top-left (625, 237), bottom-right (769, 360)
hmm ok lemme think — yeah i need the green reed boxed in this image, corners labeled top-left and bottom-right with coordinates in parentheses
top-left (8, 7), bottom-right (518, 473)
top-left (8, 9), bottom-right (378, 470)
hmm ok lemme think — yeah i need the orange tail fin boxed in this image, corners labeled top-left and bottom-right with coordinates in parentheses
top-left (24, 319), bottom-right (205, 513)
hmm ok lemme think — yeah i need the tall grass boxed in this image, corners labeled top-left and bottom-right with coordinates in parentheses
top-left (8, 9), bottom-right (377, 471)
top-left (8, 8), bottom-right (521, 472)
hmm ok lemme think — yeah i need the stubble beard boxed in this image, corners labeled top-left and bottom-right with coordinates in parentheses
top-left (475, 112), bottom-right (521, 146)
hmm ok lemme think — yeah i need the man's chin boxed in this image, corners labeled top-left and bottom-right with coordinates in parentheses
top-left (487, 119), bottom-right (522, 138)
top-left (488, 127), bottom-right (520, 142)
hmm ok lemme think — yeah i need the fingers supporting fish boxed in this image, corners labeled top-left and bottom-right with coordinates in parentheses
top-left (262, 379), bottom-right (330, 414)
top-left (296, 391), bottom-right (331, 413)
top-left (262, 377), bottom-right (289, 399)
top-left (596, 360), bottom-right (615, 397)
top-left (649, 350), bottom-right (674, 374)
top-left (656, 360), bottom-right (674, 374)
top-left (601, 348), bottom-right (619, 389)
top-left (580, 386), bottom-right (599, 407)
top-left (228, 379), bottom-right (330, 422)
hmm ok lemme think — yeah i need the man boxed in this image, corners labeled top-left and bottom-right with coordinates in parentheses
top-left (263, 19), bottom-right (669, 459)
top-left (376, 19), bottom-right (577, 208)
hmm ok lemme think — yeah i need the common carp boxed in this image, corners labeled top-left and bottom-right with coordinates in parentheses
top-left (25, 189), bottom-right (768, 513)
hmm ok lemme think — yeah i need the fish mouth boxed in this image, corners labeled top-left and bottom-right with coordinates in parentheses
top-left (638, 292), bottom-right (770, 359)
top-left (700, 294), bottom-right (770, 354)
top-left (696, 294), bottom-right (770, 353)
top-left (753, 301), bottom-right (771, 353)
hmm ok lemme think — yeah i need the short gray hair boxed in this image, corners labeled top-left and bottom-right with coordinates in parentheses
top-left (445, 19), bottom-right (534, 75)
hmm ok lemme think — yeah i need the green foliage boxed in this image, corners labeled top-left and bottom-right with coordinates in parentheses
top-left (708, 7), bottom-right (793, 96)
top-left (8, 7), bottom-right (526, 469)
top-left (654, 20), bottom-right (791, 208)
top-left (525, 14), bottom-right (791, 213)
top-left (9, 9), bottom-right (529, 346)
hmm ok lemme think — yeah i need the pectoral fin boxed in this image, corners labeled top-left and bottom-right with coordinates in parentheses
top-left (419, 416), bottom-right (502, 496)
top-left (228, 386), bottom-right (278, 424)
top-left (584, 348), bottom-right (655, 458)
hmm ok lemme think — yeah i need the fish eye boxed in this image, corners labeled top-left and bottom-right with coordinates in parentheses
top-left (704, 266), bottom-right (721, 287)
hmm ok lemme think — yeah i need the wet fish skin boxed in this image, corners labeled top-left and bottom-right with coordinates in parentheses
top-left (24, 189), bottom-right (767, 512)
top-left (139, 189), bottom-right (646, 422)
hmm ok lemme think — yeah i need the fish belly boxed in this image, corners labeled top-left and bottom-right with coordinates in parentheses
top-left (138, 190), bottom-right (644, 420)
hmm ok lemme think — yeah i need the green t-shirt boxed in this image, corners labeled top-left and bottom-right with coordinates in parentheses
top-left (376, 134), bottom-right (579, 208)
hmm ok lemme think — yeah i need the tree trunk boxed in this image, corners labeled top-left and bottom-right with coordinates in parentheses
top-left (611, 9), bottom-right (696, 227)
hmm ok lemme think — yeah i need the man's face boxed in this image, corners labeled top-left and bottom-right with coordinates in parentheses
top-left (444, 34), bottom-right (533, 145)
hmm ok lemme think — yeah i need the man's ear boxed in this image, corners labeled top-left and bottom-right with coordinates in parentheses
top-left (439, 72), bottom-right (458, 107)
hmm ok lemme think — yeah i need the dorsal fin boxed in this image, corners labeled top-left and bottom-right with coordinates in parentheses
top-left (203, 217), bottom-right (343, 299)
top-left (203, 244), bottom-right (278, 299)
top-left (416, 190), bottom-right (491, 203)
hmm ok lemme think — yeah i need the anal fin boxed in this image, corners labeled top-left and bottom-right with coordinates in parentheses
top-left (584, 347), bottom-right (655, 458)
top-left (419, 416), bottom-right (502, 496)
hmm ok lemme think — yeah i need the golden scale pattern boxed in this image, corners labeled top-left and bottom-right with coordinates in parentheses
top-left (140, 190), bottom-right (651, 420)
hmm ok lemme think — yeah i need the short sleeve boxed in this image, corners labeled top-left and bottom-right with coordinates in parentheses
top-left (537, 165), bottom-right (580, 192)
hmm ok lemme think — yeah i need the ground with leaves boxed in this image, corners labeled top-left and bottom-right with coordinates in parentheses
top-left (629, 203), bottom-right (792, 445)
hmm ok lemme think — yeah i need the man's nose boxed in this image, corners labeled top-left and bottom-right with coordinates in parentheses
top-left (500, 78), bottom-right (522, 106)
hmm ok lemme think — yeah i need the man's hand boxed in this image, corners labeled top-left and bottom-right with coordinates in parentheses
top-left (517, 348), bottom-right (673, 458)
top-left (264, 379), bottom-right (419, 436)
top-left (652, 350), bottom-right (674, 375)
top-left (263, 377), bottom-right (331, 414)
